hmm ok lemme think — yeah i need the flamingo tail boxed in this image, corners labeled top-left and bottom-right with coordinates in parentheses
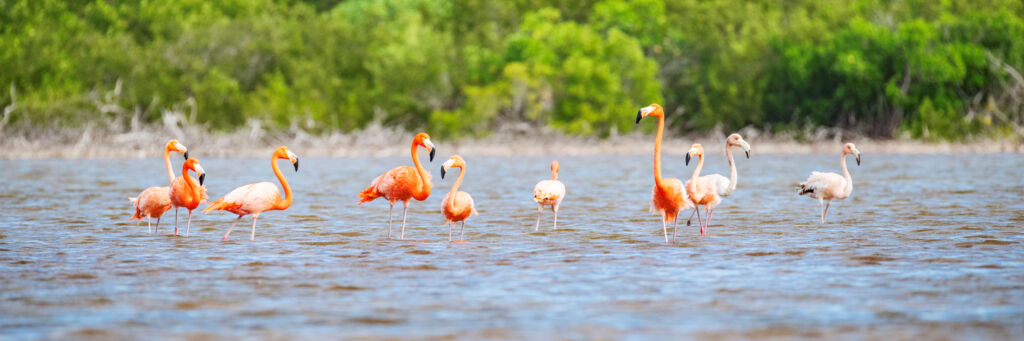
top-left (128, 197), bottom-right (141, 221)
top-left (203, 197), bottom-right (228, 213)
top-left (357, 184), bottom-right (380, 204)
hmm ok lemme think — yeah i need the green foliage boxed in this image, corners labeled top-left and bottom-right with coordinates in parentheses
top-left (1, 0), bottom-right (1023, 140)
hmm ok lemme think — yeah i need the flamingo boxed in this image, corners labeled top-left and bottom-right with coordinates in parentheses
top-left (357, 132), bottom-right (436, 240)
top-left (169, 157), bottom-right (207, 237)
top-left (128, 140), bottom-right (188, 234)
top-left (683, 134), bottom-right (751, 234)
top-left (799, 143), bottom-right (861, 223)
top-left (203, 146), bottom-right (299, 241)
top-left (635, 104), bottom-right (693, 243)
top-left (532, 160), bottom-right (566, 231)
top-left (441, 155), bottom-right (478, 242)
top-left (684, 144), bottom-right (716, 236)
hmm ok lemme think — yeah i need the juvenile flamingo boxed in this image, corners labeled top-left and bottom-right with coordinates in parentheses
top-left (635, 104), bottom-right (693, 243)
top-left (128, 140), bottom-right (188, 234)
top-left (533, 160), bottom-right (566, 231)
top-left (169, 158), bottom-right (207, 237)
top-left (799, 143), bottom-right (861, 223)
top-left (684, 134), bottom-right (752, 233)
top-left (204, 146), bottom-right (299, 241)
top-left (357, 132), bottom-right (436, 240)
top-left (441, 155), bottom-right (478, 242)
top-left (684, 144), bottom-right (718, 236)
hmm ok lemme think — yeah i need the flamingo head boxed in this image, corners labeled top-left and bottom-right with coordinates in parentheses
top-left (440, 155), bottom-right (465, 179)
top-left (844, 143), bottom-right (861, 166)
top-left (635, 103), bottom-right (664, 124)
top-left (274, 146), bottom-right (300, 172)
top-left (184, 158), bottom-right (206, 185)
top-left (685, 144), bottom-right (704, 166)
top-left (414, 132), bottom-right (436, 162)
top-left (727, 133), bottom-right (751, 159)
top-left (166, 139), bottom-right (189, 159)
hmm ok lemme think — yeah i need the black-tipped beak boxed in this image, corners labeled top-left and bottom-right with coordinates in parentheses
top-left (635, 110), bottom-right (643, 124)
top-left (441, 166), bottom-right (446, 179)
top-left (293, 159), bottom-right (300, 172)
top-left (685, 154), bottom-right (691, 166)
top-left (198, 173), bottom-right (206, 186)
top-left (745, 151), bottom-right (750, 159)
top-left (183, 151), bottom-right (189, 160)
top-left (855, 154), bottom-right (861, 166)
top-left (429, 148), bottom-right (436, 162)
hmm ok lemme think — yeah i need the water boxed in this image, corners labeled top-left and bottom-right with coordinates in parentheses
top-left (1, 154), bottom-right (1022, 339)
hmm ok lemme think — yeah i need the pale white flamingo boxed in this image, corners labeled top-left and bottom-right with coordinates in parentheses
top-left (799, 143), bottom-right (861, 223)
top-left (533, 160), bottom-right (566, 231)
top-left (683, 134), bottom-right (751, 233)
top-left (204, 146), bottom-right (299, 241)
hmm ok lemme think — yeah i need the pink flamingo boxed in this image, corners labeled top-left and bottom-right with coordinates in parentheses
top-left (683, 134), bottom-right (751, 234)
top-left (170, 157), bottom-right (208, 237)
top-left (204, 146), bottom-right (299, 241)
top-left (799, 143), bottom-right (861, 223)
top-left (357, 132), bottom-right (436, 240)
top-left (635, 104), bottom-right (693, 243)
top-left (533, 160), bottom-right (566, 231)
top-left (128, 140), bottom-right (188, 234)
top-left (441, 155), bottom-right (478, 241)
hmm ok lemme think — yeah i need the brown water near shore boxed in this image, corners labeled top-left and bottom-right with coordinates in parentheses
top-left (1, 154), bottom-right (1022, 339)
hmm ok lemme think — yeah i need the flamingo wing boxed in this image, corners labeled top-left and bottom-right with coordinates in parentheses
top-left (533, 179), bottom-right (565, 204)
top-left (358, 166), bottom-right (416, 203)
top-left (799, 171), bottom-right (845, 198)
top-left (702, 174), bottom-right (732, 197)
top-left (208, 182), bottom-right (280, 215)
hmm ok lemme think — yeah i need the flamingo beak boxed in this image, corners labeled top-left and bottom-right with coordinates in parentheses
top-left (441, 165), bottom-right (447, 179)
top-left (855, 153), bottom-right (861, 166)
top-left (199, 173), bottom-right (206, 186)
top-left (635, 110), bottom-right (643, 124)
top-left (430, 148), bottom-right (436, 162)
top-left (294, 158), bottom-right (300, 172)
top-left (741, 141), bottom-right (751, 159)
top-left (183, 151), bottom-right (189, 160)
top-left (685, 153), bottom-right (691, 166)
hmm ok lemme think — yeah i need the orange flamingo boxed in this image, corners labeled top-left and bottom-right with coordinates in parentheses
top-left (169, 157), bottom-right (207, 237)
top-left (635, 104), bottom-right (692, 243)
top-left (533, 160), bottom-right (566, 231)
top-left (357, 132), bottom-right (436, 240)
top-left (128, 140), bottom-right (188, 234)
top-left (441, 155), bottom-right (478, 242)
top-left (204, 146), bottom-right (299, 241)
top-left (799, 143), bottom-right (861, 223)
top-left (683, 134), bottom-right (751, 234)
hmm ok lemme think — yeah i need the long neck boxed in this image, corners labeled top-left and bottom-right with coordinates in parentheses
top-left (551, 169), bottom-right (557, 181)
top-left (411, 143), bottom-right (432, 200)
top-left (164, 147), bottom-right (175, 184)
top-left (181, 164), bottom-right (198, 192)
top-left (450, 167), bottom-right (465, 194)
top-left (689, 154), bottom-right (704, 193)
top-left (840, 153), bottom-right (853, 197)
top-left (653, 114), bottom-right (665, 186)
top-left (725, 145), bottom-right (738, 195)
top-left (272, 157), bottom-right (293, 210)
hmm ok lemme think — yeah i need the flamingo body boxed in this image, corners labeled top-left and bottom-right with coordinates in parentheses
top-left (799, 142), bottom-right (861, 223)
top-left (533, 160), bottom-right (566, 230)
top-left (129, 186), bottom-right (172, 233)
top-left (205, 146), bottom-right (299, 241)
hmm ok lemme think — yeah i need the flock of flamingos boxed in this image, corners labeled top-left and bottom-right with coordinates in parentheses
top-left (128, 104), bottom-right (862, 243)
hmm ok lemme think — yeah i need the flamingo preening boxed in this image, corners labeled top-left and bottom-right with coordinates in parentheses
top-left (441, 155), bottom-right (478, 242)
top-left (170, 158), bottom-right (208, 237)
top-left (684, 134), bottom-right (751, 235)
top-left (204, 146), bottom-right (299, 241)
top-left (533, 160), bottom-right (566, 231)
top-left (635, 104), bottom-right (693, 243)
top-left (357, 132), bottom-right (436, 240)
top-left (799, 143), bottom-right (861, 223)
top-left (128, 140), bottom-right (188, 234)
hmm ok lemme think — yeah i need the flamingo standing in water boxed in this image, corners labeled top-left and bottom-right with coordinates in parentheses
top-left (169, 158), bottom-right (207, 237)
top-left (799, 143), bottom-right (861, 223)
top-left (357, 132), bottom-right (436, 240)
top-left (441, 155), bottom-right (478, 242)
top-left (128, 140), bottom-right (188, 234)
top-left (533, 160), bottom-right (566, 231)
top-left (683, 134), bottom-right (751, 234)
top-left (635, 104), bottom-right (692, 243)
top-left (204, 146), bottom-right (299, 241)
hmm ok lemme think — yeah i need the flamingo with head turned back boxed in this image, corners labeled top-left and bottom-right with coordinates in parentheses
top-left (170, 157), bottom-right (208, 237)
top-left (533, 160), bottom-right (566, 231)
top-left (357, 132), bottom-right (436, 240)
top-left (683, 134), bottom-right (751, 235)
top-left (799, 143), bottom-right (861, 223)
top-left (635, 104), bottom-right (693, 243)
top-left (128, 140), bottom-right (188, 234)
top-left (204, 146), bottom-right (299, 241)
top-left (441, 155), bottom-right (478, 242)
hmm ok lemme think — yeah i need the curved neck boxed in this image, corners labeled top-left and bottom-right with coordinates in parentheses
top-left (689, 154), bottom-right (704, 192)
top-left (840, 153), bottom-right (853, 196)
top-left (551, 169), bottom-right (558, 181)
top-left (272, 157), bottom-right (293, 210)
top-left (725, 144), bottom-right (738, 195)
top-left (411, 143), bottom-right (432, 200)
top-left (163, 146), bottom-right (175, 184)
top-left (181, 164), bottom-right (198, 191)
top-left (653, 114), bottom-right (665, 186)
top-left (450, 166), bottom-right (465, 194)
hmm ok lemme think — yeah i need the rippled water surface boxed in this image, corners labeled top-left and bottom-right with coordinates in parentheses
top-left (1, 154), bottom-right (1023, 339)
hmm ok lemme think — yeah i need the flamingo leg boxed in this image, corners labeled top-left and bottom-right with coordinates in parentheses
top-left (696, 207), bottom-right (705, 236)
top-left (552, 204), bottom-right (559, 230)
top-left (824, 200), bottom-right (832, 223)
top-left (387, 203), bottom-right (394, 239)
top-left (222, 215), bottom-right (242, 241)
top-left (146, 215), bottom-right (152, 234)
top-left (535, 205), bottom-right (543, 231)
top-left (661, 212), bottom-right (669, 244)
top-left (400, 201), bottom-right (409, 240)
top-left (686, 208), bottom-right (697, 226)
top-left (460, 221), bottom-right (466, 241)
top-left (671, 217), bottom-right (679, 243)
top-left (185, 210), bottom-right (193, 237)
top-left (174, 208), bottom-right (179, 236)
top-left (250, 214), bottom-right (259, 241)
top-left (448, 222), bottom-right (453, 242)
top-left (705, 207), bottom-right (714, 235)
top-left (819, 197), bottom-right (826, 224)
top-left (155, 217), bottom-right (162, 234)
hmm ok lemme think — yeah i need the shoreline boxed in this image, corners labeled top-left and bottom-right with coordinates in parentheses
top-left (1, 126), bottom-right (1021, 159)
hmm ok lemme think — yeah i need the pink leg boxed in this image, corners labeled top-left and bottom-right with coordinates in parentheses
top-left (686, 208), bottom-right (697, 226)
top-left (387, 203), bottom-right (394, 239)
top-left (535, 205), bottom-right (543, 231)
top-left (185, 210), bottom-right (193, 237)
top-left (448, 222), bottom-right (453, 241)
top-left (552, 204), bottom-right (559, 230)
top-left (671, 217), bottom-right (679, 243)
top-left (155, 217), bottom-right (162, 234)
top-left (460, 221), bottom-right (466, 241)
top-left (174, 208), bottom-right (179, 235)
top-left (823, 200), bottom-right (832, 223)
top-left (705, 207), bottom-right (714, 234)
top-left (819, 197), bottom-right (826, 224)
top-left (400, 201), bottom-right (409, 240)
top-left (696, 207), bottom-right (705, 236)
top-left (147, 215), bottom-right (152, 234)
top-left (661, 212), bottom-right (669, 243)
top-left (222, 215), bottom-right (242, 241)
top-left (250, 213), bottom-right (259, 241)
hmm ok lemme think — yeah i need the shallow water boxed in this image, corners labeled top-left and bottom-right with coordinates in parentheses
top-left (1, 154), bottom-right (1022, 339)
